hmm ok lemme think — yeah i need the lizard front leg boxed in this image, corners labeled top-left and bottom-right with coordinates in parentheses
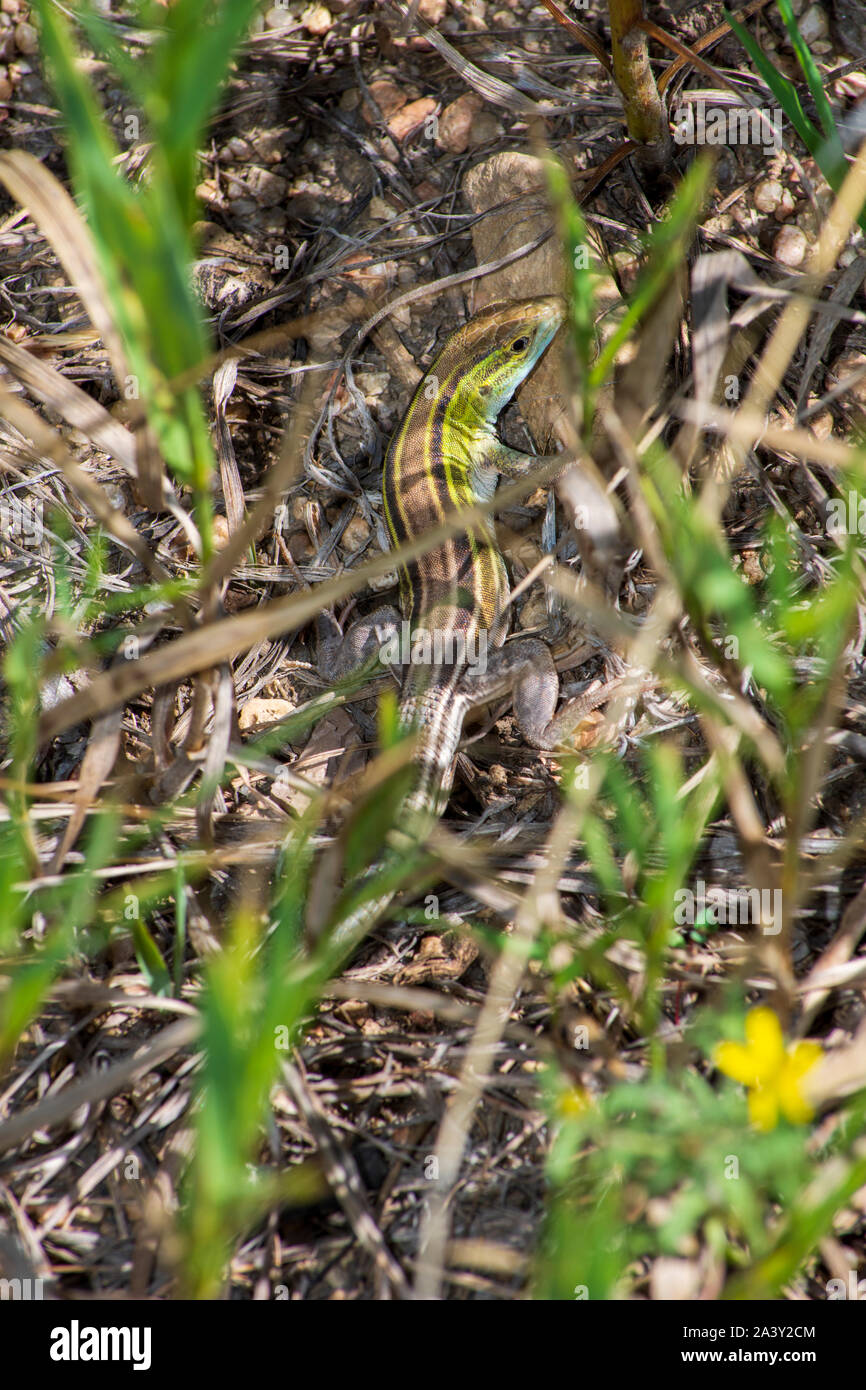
top-left (317, 605), bottom-right (402, 683)
top-left (481, 439), bottom-right (567, 481)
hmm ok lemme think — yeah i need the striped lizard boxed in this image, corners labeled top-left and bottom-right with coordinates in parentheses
top-left (317, 295), bottom-right (619, 950)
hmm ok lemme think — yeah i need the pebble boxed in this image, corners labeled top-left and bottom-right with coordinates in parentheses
top-left (463, 0), bottom-right (488, 27)
top-left (354, 369), bottom-right (389, 397)
top-left (773, 224), bottom-right (809, 267)
top-left (238, 699), bottom-right (296, 733)
top-left (467, 110), bottom-right (502, 147)
top-left (828, 349), bottom-right (866, 405)
top-left (13, 18), bottom-right (37, 53)
top-left (0, 15), bottom-right (14, 64)
top-left (302, 4), bottom-right (332, 35)
top-left (341, 515), bottom-right (371, 552)
top-left (242, 166), bottom-right (288, 207)
top-left (361, 79), bottom-right (407, 125)
top-left (436, 93), bottom-right (483, 154)
top-left (753, 178), bottom-right (796, 219)
top-left (212, 515), bottom-right (232, 549)
top-left (650, 1258), bottom-right (702, 1301)
top-left (265, 5), bottom-right (293, 28)
top-left (220, 136), bottom-right (252, 161)
top-left (388, 96), bottom-right (437, 142)
top-left (798, 3), bottom-right (828, 42)
top-left (366, 195), bottom-right (398, 221)
top-left (807, 406), bottom-right (834, 439)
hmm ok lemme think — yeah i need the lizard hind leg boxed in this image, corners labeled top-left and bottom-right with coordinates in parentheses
top-left (463, 637), bottom-right (611, 752)
top-left (497, 638), bottom-right (561, 749)
top-left (461, 636), bottom-right (557, 746)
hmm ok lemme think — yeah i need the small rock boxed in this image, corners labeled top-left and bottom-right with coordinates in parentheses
top-left (467, 109), bottom-right (503, 148)
top-left (253, 127), bottom-right (290, 162)
top-left (754, 178), bottom-right (795, 218)
top-left (212, 514), bottom-right (232, 549)
top-left (0, 18), bottom-right (13, 65)
top-left (13, 18), bottom-right (37, 53)
top-left (366, 194), bottom-right (398, 221)
top-left (196, 179), bottom-right (222, 210)
top-left (342, 515), bottom-right (371, 552)
top-left (388, 96), bottom-right (437, 142)
top-left (287, 531), bottom-right (315, 562)
top-left (418, 0), bottom-right (447, 19)
top-left (436, 92), bottom-right (483, 154)
top-left (243, 166), bottom-right (288, 207)
top-left (464, 0), bottom-right (487, 27)
top-left (808, 406), bottom-right (834, 439)
top-left (361, 78), bottom-right (407, 125)
top-left (828, 349), bottom-right (866, 405)
top-left (773, 224), bottom-right (809, 267)
top-left (354, 369), bottom-right (390, 398)
top-left (0, 63), bottom-right (10, 100)
top-left (228, 198), bottom-right (258, 219)
top-left (302, 3), bottom-right (332, 34)
top-left (239, 698), bottom-right (296, 733)
top-left (798, 3), bottom-right (828, 43)
top-left (220, 136), bottom-right (252, 161)
top-left (369, 568), bottom-right (399, 593)
top-left (265, 5), bottom-right (293, 28)
top-left (650, 1257), bottom-right (702, 1301)
top-left (741, 550), bottom-right (765, 584)
top-left (284, 190), bottom-right (326, 223)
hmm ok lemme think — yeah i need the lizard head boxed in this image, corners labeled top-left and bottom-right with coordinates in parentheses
top-left (439, 294), bottom-right (566, 422)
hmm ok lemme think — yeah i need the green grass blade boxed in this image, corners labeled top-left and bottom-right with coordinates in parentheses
top-left (723, 8), bottom-right (822, 155)
top-left (775, 0), bottom-right (842, 148)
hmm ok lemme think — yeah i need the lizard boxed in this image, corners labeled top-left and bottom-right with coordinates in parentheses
top-left (315, 294), bottom-right (623, 954)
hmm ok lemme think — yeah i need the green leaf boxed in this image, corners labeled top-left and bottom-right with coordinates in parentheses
top-left (589, 157), bottom-right (713, 391)
top-left (131, 916), bottom-right (172, 995)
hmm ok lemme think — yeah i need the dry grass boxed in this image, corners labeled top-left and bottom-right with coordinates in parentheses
top-left (1, 0), bottom-right (866, 1301)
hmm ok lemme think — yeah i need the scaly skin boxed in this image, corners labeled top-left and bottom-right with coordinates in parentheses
top-left (319, 295), bottom-right (614, 952)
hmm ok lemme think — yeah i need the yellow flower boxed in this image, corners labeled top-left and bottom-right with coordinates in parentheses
top-left (715, 1007), bottom-right (822, 1131)
top-left (557, 1085), bottom-right (592, 1119)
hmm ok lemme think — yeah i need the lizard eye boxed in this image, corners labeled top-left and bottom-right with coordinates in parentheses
top-left (510, 336), bottom-right (529, 353)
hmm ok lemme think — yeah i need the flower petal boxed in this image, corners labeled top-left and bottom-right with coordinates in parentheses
top-left (744, 1007), bottom-right (785, 1077)
top-left (715, 1040), bottom-right (759, 1085)
top-left (778, 1053), bottom-right (820, 1124)
top-left (788, 1040), bottom-right (823, 1079)
top-left (748, 1086), bottom-right (779, 1131)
